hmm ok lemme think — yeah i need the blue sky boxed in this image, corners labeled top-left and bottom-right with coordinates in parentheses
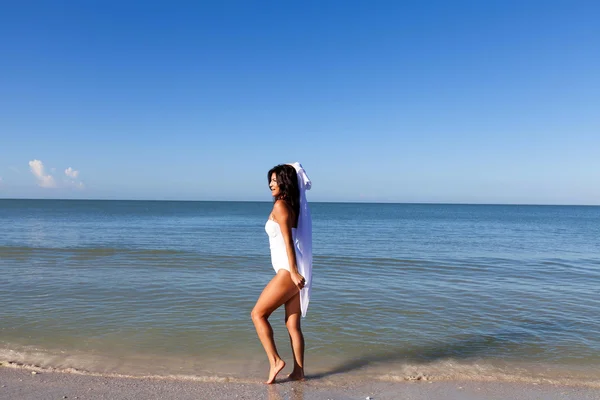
top-left (1, 1), bottom-right (599, 204)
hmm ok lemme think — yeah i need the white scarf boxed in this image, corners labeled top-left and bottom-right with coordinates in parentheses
top-left (288, 162), bottom-right (312, 317)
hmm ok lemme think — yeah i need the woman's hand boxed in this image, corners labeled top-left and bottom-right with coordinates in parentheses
top-left (291, 271), bottom-right (306, 290)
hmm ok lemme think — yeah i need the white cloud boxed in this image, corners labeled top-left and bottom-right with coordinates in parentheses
top-left (29, 159), bottom-right (57, 188)
top-left (64, 167), bottom-right (84, 189)
top-left (65, 167), bottom-right (79, 178)
top-left (27, 160), bottom-right (84, 190)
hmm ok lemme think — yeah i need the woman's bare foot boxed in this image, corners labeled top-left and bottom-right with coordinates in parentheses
top-left (266, 359), bottom-right (286, 384)
top-left (287, 368), bottom-right (305, 381)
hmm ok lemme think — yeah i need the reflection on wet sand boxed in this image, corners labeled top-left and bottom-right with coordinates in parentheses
top-left (267, 381), bottom-right (305, 400)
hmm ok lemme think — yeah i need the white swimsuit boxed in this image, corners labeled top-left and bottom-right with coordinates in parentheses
top-left (265, 219), bottom-right (298, 273)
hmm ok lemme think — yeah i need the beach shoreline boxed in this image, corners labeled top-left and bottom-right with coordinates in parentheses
top-left (2, 363), bottom-right (600, 400)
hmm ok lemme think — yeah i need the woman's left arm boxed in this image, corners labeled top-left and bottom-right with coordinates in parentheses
top-left (273, 200), bottom-right (305, 290)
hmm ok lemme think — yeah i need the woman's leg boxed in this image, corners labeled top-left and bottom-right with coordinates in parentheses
top-left (284, 292), bottom-right (305, 380)
top-left (251, 270), bottom-right (299, 384)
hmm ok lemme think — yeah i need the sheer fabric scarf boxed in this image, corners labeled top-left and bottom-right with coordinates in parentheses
top-left (288, 162), bottom-right (312, 317)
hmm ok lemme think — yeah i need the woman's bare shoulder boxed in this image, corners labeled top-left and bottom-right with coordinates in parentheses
top-left (272, 200), bottom-right (290, 221)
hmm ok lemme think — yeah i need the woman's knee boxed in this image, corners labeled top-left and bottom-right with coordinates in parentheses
top-left (285, 320), bottom-right (301, 334)
top-left (251, 308), bottom-right (267, 322)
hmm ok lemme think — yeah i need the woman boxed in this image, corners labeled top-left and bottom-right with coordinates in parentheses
top-left (251, 163), bottom-right (312, 384)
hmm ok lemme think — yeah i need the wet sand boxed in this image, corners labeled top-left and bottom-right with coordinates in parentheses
top-left (2, 366), bottom-right (599, 400)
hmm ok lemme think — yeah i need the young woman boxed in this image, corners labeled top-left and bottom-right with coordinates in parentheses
top-left (251, 163), bottom-right (312, 384)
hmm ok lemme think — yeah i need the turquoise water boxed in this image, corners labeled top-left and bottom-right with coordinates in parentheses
top-left (1, 200), bottom-right (599, 385)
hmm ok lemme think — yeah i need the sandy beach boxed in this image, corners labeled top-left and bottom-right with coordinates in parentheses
top-left (2, 365), bottom-right (599, 400)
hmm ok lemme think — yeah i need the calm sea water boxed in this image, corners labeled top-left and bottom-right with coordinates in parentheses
top-left (1, 200), bottom-right (599, 385)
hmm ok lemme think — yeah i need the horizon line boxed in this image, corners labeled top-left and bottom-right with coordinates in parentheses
top-left (0, 197), bottom-right (599, 207)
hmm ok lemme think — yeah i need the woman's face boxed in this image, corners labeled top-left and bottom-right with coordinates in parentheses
top-left (269, 172), bottom-right (281, 198)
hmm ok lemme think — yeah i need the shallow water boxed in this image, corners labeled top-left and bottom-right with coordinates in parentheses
top-left (1, 200), bottom-right (599, 384)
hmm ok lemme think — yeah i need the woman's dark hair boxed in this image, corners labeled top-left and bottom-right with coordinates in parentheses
top-left (268, 164), bottom-right (300, 220)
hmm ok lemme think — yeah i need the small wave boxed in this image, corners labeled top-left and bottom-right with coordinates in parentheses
top-left (371, 361), bottom-right (600, 388)
top-left (0, 245), bottom-right (188, 256)
top-left (3, 353), bottom-right (600, 388)
top-left (0, 360), bottom-right (254, 384)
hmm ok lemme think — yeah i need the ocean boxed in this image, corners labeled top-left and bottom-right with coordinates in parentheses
top-left (1, 199), bottom-right (599, 386)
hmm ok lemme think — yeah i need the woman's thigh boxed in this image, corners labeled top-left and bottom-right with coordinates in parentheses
top-left (253, 270), bottom-right (299, 319)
